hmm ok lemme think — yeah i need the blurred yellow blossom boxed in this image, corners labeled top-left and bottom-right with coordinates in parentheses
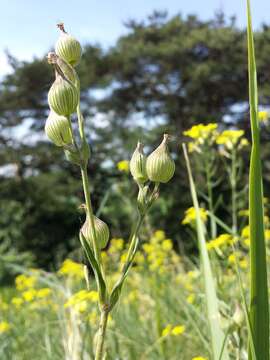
top-left (22, 289), bottom-right (37, 302)
top-left (216, 129), bottom-right (245, 150)
top-left (161, 324), bottom-right (185, 337)
top-left (58, 259), bottom-right (84, 280)
top-left (0, 321), bottom-right (11, 334)
top-left (258, 110), bottom-right (268, 122)
top-left (183, 123), bottom-right (218, 140)
top-left (186, 294), bottom-right (195, 304)
top-left (64, 290), bottom-right (99, 313)
top-left (15, 274), bottom-right (37, 291)
top-left (206, 233), bottom-right (235, 251)
top-left (117, 160), bottom-right (129, 172)
top-left (192, 357), bottom-right (208, 360)
top-left (11, 297), bottom-right (24, 308)
top-left (182, 207), bottom-right (208, 225)
top-left (36, 288), bottom-right (52, 299)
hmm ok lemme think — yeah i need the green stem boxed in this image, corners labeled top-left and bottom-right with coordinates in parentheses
top-left (80, 165), bottom-right (105, 279)
top-left (205, 159), bottom-right (216, 238)
top-left (231, 149), bottom-right (238, 235)
top-left (94, 309), bottom-right (109, 360)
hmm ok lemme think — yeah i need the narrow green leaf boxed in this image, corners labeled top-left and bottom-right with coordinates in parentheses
top-left (183, 144), bottom-right (229, 360)
top-left (79, 232), bottom-right (107, 304)
top-left (246, 1), bottom-right (269, 358)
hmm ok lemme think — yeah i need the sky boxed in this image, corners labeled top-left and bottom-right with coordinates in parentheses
top-left (0, 0), bottom-right (269, 76)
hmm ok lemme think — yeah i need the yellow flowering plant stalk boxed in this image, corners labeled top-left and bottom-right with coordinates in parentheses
top-left (45, 24), bottom-right (175, 360)
top-left (183, 123), bottom-right (219, 239)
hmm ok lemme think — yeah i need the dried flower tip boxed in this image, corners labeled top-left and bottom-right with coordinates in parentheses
top-left (48, 75), bottom-right (79, 116)
top-left (81, 215), bottom-right (110, 250)
top-left (45, 111), bottom-right (72, 146)
top-left (55, 24), bottom-right (82, 67)
top-left (146, 134), bottom-right (175, 183)
top-left (47, 52), bottom-right (77, 84)
top-left (130, 142), bottom-right (148, 184)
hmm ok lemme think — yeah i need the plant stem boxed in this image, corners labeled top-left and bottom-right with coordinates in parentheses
top-left (231, 149), bottom-right (238, 235)
top-left (80, 165), bottom-right (105, 278)
top-left (205, 158), bottom-right (216, 239)
top-left (95, 309), bottom-right (109, 360)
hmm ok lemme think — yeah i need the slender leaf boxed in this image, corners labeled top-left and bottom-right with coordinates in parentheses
top-left (246, 1), bottom-right (269, 358)
top-left (183, 144), bottom-right (229, 360)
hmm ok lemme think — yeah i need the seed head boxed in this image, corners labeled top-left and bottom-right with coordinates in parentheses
top-left (146, 134), bottom-right (175, 183)
top-left (55, 23), bottom-right (82, 67)
top-left (48, 75), bottom-right (79, 116)
top-left (45, 111), bottom-right (72, 146)
top-left (130, 142), bottom-right (148, 184)
top-left (81, 215), bottom-right (110, 250)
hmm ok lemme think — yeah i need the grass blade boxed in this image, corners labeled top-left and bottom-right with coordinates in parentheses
top-left (246, 1), bottom-right (269, 358)
top-left (183, 144), bottom-right (229, 360)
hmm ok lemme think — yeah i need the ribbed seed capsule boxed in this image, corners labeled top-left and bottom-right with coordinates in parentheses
top-left (48, 75), bottom-right (79, 116)
top-left (130, 142), bottom-right (148, 184)
top-left (55, 24), bottom-right (82, 67)
top-left (45, 111), bottom-right (72, 146)
top-left (146, 134), bottom-right (175, 183)
top-left (81, 215), bottom-right (110, 250)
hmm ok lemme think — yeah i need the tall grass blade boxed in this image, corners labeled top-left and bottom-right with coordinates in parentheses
top-left (246, 1), bottom-right (269, 359)
top-left (183, 144), bottom-right (229, 360)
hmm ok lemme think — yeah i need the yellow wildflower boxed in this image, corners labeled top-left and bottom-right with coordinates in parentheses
top-left (216, 129), bottom-right (245, 150)
top-left (187, 294), bottom-right (195, 304)
top-left (258, 110), bottom-right (268, 122)
top-left (0, 321), bottom-right (11, 334)
top-left (161, 239), bottom-right (173, 251)
top-left (36, 288), bottom-right (52, 299)
top-left (192, 357), bottom-right (208, 360)
top-left (22, 289), bottom-right (37, 302)
top-left (109, 238), bottom-right (124, 252)
top-left (171, 325), bottom-right (185, 336)
top-left (161, 324), bottom-right (172, 337)
top-left (206, 233), bottom-right (233, 251)
top-left (117, 160), bottom-right (129, 173)
top-left (15, 274), bottom-right (37, 291)
top-left (58, 259), bottom-right (84, 280)
top-left (11, 297), bottom-right (24, 308)
top-left (183, 123), bottom-right (218, 140)
top-left (182, 207), bottom-right (208, 225)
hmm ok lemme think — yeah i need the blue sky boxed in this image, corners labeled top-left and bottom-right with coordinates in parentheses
top-left (0, 0), bottom-right (269, 75)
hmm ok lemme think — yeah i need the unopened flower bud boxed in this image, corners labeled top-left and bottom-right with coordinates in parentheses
top-left (232, 304), bottom-right (244, 327)
top-left (81, 215), bottom-right (109, 250)
top-left (55, 23), bottom-right (82, 67)
top-left (146, 134), bottom-right (175, 183)
top-left (48, 75), bottom-right (79, 116)
top-left (130, 142), bottom-right (148, 184)
top-left (137, 185), bottom-right (149, 212)
top-left (45, 111), bottom-right (72, 146)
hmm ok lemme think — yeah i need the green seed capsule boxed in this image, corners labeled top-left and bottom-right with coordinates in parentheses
top-left (48, 75), bottom-right (79, 116)
top-left (45, 111), bottom-right (72, 146)
top-left (146, 134), bottom-right (175, 183)
top-left (130, 142), bottom-right (148, 184)
top-left (55, 24), bottom-right (82, 67)
top-left (81, 215), bottom-right (110, 250)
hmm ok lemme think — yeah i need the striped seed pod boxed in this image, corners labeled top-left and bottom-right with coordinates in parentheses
top-left (48, 75), bottom-right (79, 116)
top-left (55, 23), bottom-right (82, 67)
top-left (81, 215), bottom-right (110, 250)
top-left (130, 142), bottom-right (148, 184)
top-left (45, 111), bottom-right (72, 146)
top-left (146, 134), bottom-right (175, 183)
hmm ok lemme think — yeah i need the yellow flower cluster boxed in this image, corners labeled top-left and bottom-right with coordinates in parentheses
top-left (192, 357), bottom-right (208, 360)
top-left (117, 160), bottom-right (129, 173)
top-left (182, 207), bottom-right (208, 225)
top-left (216, 130), bottom-right (248, 150)
top-left (183, 123), bottom-right (218, 140)
top-left (15, 274), bottom-right (37, 291)
top-left (258, 110), bottom-right (269, 122)
top-left (64, 290), bottom-right (99, 313)
top-left (207, 233), bottom-right (235, 251)
top-left (228, 252), bottom-right (248, 269)
top-left (0, 321), bottom-right (11, 334)
top-left (58, 259), bottom-right (84, 280)
top-left (161, 324), bottom-right (185, 337)
top-left (142, 230), bottom-right (179, 273)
